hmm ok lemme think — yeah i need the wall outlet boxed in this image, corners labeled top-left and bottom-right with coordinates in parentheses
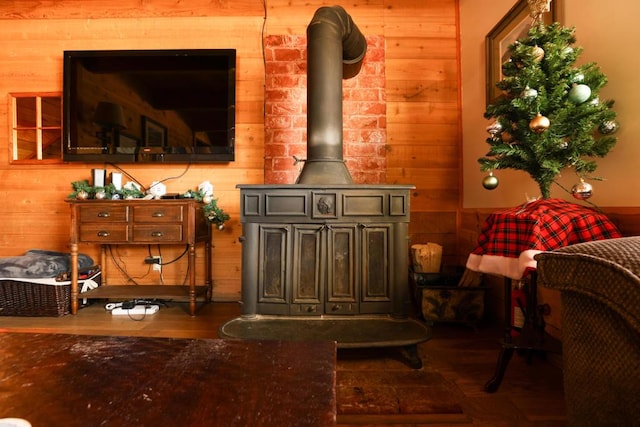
top-left (153, 257), bottom-right (162, 273)
top-left (152, 256), bottom-right (162, 272)
top-left (145, 256), bottom-right (162, 272)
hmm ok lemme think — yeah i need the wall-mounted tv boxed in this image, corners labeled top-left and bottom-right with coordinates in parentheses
top-left (63, 49), bottom-right (236, 163)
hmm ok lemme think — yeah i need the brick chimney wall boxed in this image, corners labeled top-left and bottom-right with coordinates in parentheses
top-left (264, 35), bottom-right (387, 184)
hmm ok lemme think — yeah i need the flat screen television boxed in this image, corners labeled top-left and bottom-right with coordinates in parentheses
top-left (63, 49), bottom-right (236, 163)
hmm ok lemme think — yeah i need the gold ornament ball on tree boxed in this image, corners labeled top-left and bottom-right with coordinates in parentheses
top-left (482, 172), bottom-right (499, 190)
top-left (532, 45), bottom-right (545, 62)
top-left (529, 113), bottom-right (550, 133)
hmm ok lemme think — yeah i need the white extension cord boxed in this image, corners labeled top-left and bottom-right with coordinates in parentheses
top-left (111, 305), bottom-right (159, 316)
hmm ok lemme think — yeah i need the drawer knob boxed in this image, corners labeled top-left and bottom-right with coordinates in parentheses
top-left (151, 231), bottom-right (164, 237)
top-left (152, 211), bottom-right (165, 217)
top-left (97, 231), bottom-right (110, 237)
top-left (97, 211), bottom-right (110, 218)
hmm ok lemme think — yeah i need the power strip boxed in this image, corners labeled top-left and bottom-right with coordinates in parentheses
top-left (111, 305), bottom-right (159, 316)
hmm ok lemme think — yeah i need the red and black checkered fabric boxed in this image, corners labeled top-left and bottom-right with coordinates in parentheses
top-left (472, 198), bottom-right (622, 258)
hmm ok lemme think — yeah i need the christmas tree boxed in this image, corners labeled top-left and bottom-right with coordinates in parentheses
top-left (479, 7), bottom-right (618, 199)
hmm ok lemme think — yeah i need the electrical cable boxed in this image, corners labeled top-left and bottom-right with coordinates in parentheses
top-left (107, 161), bottom-right (192, 194)
top-left (108, 246), bottom-right (141, 285)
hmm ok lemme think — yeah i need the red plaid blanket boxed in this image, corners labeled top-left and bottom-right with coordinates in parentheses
top-left (472, 198), bottom-right (622, 258)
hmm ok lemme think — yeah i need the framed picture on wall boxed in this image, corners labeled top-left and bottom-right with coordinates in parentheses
top-left (485, 0), bottom-right (560, 106)
top-left (142, 116), bottom-right (167, 147)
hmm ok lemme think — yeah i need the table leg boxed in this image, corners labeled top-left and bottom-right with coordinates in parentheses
top-left (205, 238), bottom-right (212, 302)
top-left (189, 243), bottom-right (196, 316)
top-left (485, 346), bottom-right (514, 392)
top-left (70, 243), bottom-right (79, 315)
top-left (484, 272), bottom-right (559, 393)
top-left (484, 276), bottom-right (514, 392)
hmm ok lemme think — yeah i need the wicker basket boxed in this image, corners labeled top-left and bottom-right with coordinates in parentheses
top-left (410, 268), bottom-right (485, 324)
top-left (0, 266), bottom-right (101, 317)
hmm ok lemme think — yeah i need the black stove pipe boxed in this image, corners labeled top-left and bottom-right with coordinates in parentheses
top-left (296, 5), bottom-right (367, 185)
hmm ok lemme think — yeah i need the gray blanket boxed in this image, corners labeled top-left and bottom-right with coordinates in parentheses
top-left (0, 250), bottom-right (94, 279)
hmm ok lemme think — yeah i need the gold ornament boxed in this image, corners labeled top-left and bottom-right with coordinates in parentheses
top-left (572, 179), bottom-right (593, 200)
top-left (532, 45), bottom-right (545, 62)
top-left (527, 0), bottom-right (552, 25)
top-left (76, 190), bottom-right (89, 200)
top-left (482, 172), bottom-right (499, 190)
top-left (501, 131), bottom-right (514, 143)
top-left (529, 113), bottom-right (550, 133)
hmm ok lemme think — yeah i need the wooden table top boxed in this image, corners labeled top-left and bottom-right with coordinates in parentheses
top-left (0, 333), bottom-right (337, 426)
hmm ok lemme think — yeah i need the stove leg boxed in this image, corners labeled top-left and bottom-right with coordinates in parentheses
top-left (401, 344), bottom-right (423, 369)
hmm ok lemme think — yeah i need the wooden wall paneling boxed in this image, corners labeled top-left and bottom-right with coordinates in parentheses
top-left (264, 1), bottom-right (385, 36)
top-left (387, 145), bottom-right (459, 169)
top-left (0, 1), bottom-right (264, 19)
top-left (386, 36), bottom-right (458, 60)
top-left (386, 122), bottom-right (458, 145)
top-left (603, 208), bottom-right (640, 236)
top-left (386, 79), bottom-right (459, 104)
top-left (0, 1), bottom-right (464, 302)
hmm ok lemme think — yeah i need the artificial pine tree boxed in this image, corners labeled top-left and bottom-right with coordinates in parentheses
top-left (479, 3), bottom-right (618, 199)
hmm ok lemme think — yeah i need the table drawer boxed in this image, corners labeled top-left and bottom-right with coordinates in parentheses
top-left (133, 205), bottom-right (184, 223)
top-left (79, 205), bottom-right (129, 222)
top-left (132, 225), bottom-right (183, 242)
top-left (79, 224), bottom-right (129, 242)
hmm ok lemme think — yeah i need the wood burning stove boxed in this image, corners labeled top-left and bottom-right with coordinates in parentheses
top-left (219, 6), bottom-right (430, 367)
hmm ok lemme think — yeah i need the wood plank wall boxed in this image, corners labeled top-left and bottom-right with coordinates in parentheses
top-left (0, 0), bottom-right (462, 301)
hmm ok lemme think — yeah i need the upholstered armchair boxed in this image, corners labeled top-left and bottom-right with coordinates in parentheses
top-left (535, 236), bottom-right (640, 426)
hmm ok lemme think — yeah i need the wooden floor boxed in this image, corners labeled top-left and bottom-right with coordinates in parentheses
top-left (0, 301), bottom-right (567, 426)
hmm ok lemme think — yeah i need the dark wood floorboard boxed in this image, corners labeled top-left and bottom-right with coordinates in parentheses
top-left (0, 301), bottom-right (566, 426)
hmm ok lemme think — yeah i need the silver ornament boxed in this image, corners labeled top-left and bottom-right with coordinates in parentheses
top-left (572, 179), bottom-right (593, 200)
top-left (523, 87), bottom-right (538, 98)
top-left (598, 121), bottom-right (619, 135)
top-left (486, 121), bottom-right (503, 136)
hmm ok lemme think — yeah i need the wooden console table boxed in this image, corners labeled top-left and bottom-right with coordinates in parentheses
top-left (67, 199), bottom-right (212, 315)
top-left (0, 333), bottom-right (337, 426)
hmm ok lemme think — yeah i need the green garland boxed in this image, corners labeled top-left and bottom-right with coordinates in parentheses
top-left (182, 189), bottom-right (230, 228)
top-left (68, 180), bottom-right (230, 228)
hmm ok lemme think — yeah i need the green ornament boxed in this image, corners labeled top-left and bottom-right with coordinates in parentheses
top-left (568, 84), bottom-right (591, 104)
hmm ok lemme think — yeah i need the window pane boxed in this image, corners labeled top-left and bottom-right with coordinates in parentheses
top-left (43, 129), bottom-right (62, 160)
top-left (42, 96), bottom-right (61, 127)
top-left (16, 97), bottom-right (37, 128)
top-left (16, 129), bottom-right (38, 160)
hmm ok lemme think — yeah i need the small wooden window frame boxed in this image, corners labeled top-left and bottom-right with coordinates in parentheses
top-left (10, 92), bottom-right (63, 164)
